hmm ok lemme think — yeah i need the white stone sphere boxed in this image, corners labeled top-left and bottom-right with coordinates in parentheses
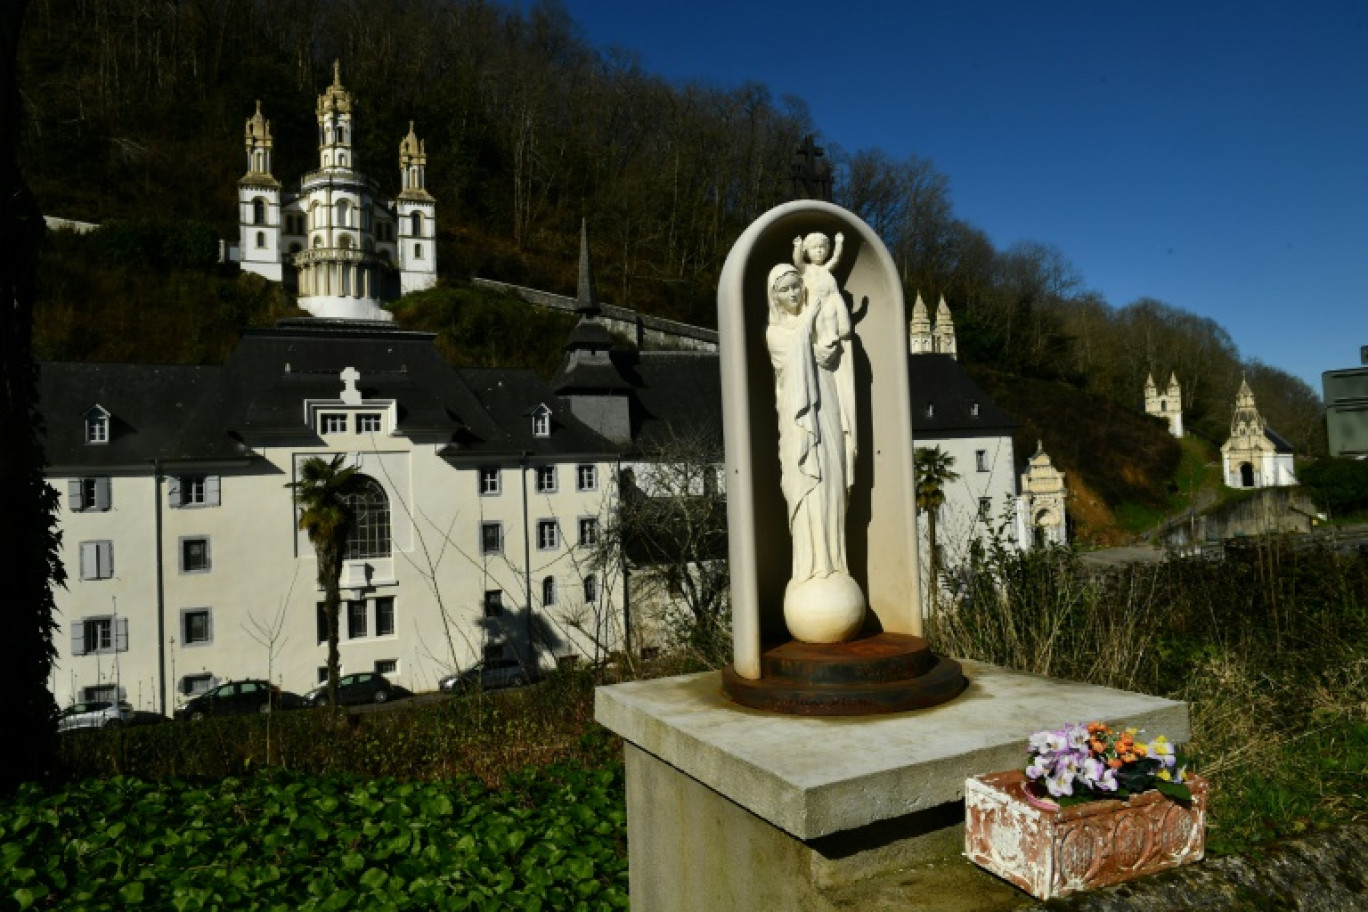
top-left (784, 573), bottom-right (865, 644)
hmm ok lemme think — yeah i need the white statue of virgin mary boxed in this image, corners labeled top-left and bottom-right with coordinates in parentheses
top-left (765, 262), bottom-right (865, 643)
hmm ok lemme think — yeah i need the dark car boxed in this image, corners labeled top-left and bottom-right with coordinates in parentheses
top-left (306, 672), bottom-right (394, 707)
top-left (438, 658), bottom-right (536, 693)
top-left (175, 679), bottom-right (281, 720)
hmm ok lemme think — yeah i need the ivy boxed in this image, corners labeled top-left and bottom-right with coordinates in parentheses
top-left (0, 766), bottom-right (627, 910)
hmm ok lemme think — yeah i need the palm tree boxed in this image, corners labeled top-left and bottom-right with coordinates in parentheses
top-left (914, 446), bottom-right (959, 611)
top-left (287, 455), bottom-right (364, 708)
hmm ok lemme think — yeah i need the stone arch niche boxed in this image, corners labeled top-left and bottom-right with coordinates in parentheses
top-left (719, 200), bottom-right (929, 683)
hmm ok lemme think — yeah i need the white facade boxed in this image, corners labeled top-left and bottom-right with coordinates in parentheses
top-left (1220, 377), bottom-right (1297, 489)
top-left (234, 63), bottom-right (437, 319)
top-left (45, 335), bottom-right (621, 714)
top-left (1144, 372), bottom-right (1184, 438)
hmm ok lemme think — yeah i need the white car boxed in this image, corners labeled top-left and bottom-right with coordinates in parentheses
top-left (57, 700), bottom-right (133, 732)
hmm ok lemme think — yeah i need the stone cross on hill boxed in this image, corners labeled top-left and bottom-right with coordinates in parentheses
top-left (790, 135), bottom-right (832, 202)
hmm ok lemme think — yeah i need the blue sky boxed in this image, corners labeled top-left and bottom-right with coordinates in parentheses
top-left (557, 0), bottom-right (1367, 395)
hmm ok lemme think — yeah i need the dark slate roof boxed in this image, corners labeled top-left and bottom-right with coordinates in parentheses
top-left (452, 368), bottom-right (621, 460)
top-left (40, 320), bottom-right (619, 470)
top-left (906, 354), bottom-right (1016, 438)
top-left (39, 362), bottom-right (248, 469)
top-left (610, 351), bottom-right (724, 449)
top-left (1265, 427), bottom-right (1295, 454)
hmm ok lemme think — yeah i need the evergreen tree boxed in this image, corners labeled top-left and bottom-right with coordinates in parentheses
top-left (0, 0), bottom-right (61, 792)
top-left (286, 455), bottom-right (364, 708)
top-left (915, 446), bottom-right (959, 611)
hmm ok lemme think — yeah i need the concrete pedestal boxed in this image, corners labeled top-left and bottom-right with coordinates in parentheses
top-left (595, 661), bottom-right (1189, 912)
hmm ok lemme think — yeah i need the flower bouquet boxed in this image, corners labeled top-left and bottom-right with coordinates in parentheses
top-left (1023, 721), bottom-right (1191, 808)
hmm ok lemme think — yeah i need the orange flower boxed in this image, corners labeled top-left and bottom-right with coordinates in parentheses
top-left (1108, 758), bottom-right (1123, 769)
top-left (1089, 739), bottom-right (1105, 753)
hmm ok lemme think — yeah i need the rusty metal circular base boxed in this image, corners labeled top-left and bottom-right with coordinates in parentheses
top-left (722, 633), bottom-right (967, 716)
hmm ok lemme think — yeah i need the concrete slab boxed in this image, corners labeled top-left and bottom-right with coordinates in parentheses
top-left (595, 661), bottom-right (1188, 840)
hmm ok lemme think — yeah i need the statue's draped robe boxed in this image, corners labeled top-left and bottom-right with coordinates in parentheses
top-left (767, 308), bottom-right (853, 582)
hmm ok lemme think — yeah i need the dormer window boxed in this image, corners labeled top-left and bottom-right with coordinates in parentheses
top-left (532, 405), bottom-right (551, 438)
top-left (969, 402), bottom-right (980, 417)
top-left (85, 407), bottom-right (110, 445)
top-left (320, 413), bottom-right (347, 435)
top-left (924, 403), bottom-right (935, 419)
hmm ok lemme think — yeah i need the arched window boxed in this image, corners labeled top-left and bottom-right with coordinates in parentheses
top-left (312, 235), bottom-right (323, 248)
top-left (256, 231), bottom-right (266, 248)
top-left (583, 574), bottom-right (598, 604)
top-left (252, 198), bottom-right (265, 225)
top-left (339, 234), bottom-right (353, 250)
top-left (344, 477), bottom-right (391, 560)
top-left (335, 199), bottom-right (352, 229)
top-left (410, 212), bottom-right (422, 238)
top-left (542, 576), bottom-right (557, 607)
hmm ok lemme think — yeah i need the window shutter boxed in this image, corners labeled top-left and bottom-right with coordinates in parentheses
top-left (100, 541), bottom-right (114, 578)
top-left (94, 477), bottom-right (111, 510)
top-left (167, 476), bottom-right (182, 507)
top-left (206, 611), bottom-right (214, 644)
top-left (71, 622), bottom-right (86, 656)
top-left (114, 618), bottom-right (129, 652)
top-left (206, 476), bottom-right (221, 506)
top-left (68, 479), bottom-right (84, 510)
top-left (80, 542), bottom-right (96, 580)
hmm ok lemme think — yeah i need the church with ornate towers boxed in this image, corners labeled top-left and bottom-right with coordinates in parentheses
top-left (1221, 377), bottom-right (1297, 489)
top-left (228, 62), bottom-right (437, 320)
top-left (907, 293), bottom-right (957, 358)
top-left (1143, 372), bottom-right (1184, 438)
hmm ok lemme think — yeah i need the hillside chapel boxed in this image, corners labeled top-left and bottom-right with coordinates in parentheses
top-left (227, 63), bottom-right (437, 320)
top-left (1221, 377), bottom-right (1297, 489)
top-left (41, 72), bottom-right (1066, 714)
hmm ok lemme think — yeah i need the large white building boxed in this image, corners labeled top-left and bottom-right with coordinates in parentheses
top-left (43, 323), bottom-right (623, 713)
top-left (230, 62), bottom-right (437, 320)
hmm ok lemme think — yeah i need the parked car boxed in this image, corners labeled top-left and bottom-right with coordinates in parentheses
top-left (175, 679), bottom-right (283, 720)
top-left (438, 658), bottom-right (536, 694)
top-left (57, 700), bottom-right (133, 732)
top-left (305, 672), bottom-right (394, 707)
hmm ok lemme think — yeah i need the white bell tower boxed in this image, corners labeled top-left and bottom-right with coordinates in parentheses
top-left (397, 121), bottom-right (438, 296)
top-left (238, 101), bottom-right (282, 281)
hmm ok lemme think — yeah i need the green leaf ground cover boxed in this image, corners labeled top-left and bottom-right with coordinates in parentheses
top-left (0, 764), bottom-right (627, 911)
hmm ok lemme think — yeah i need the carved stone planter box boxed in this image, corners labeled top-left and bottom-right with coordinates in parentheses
top-left (964, 770), bottom-right (1208, 900)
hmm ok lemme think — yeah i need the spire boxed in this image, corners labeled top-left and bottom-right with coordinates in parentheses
top-left (908, 292), bottom-right (933, 354)
top-left (576, 219), bottom-right (599, 316)
top-left (1230, 375), bottom-right (1263, 438)
top-left (1168, 371), bottom-right (1180, 392)
top-left (933, 295), bottom-right (958, 359)
top-left (398, 120), bottom-right (432, 200)
top-left (316, 61), bottom-right (355, 170)
top-left (1144, 372), bottom-right (1157, 393)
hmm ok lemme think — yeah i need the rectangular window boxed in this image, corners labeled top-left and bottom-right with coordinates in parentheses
top-left (179, 674), bottom-right (213, 697)
top-left (479, 467), bottom-right (501, 496)
top-left (181, 608), bottom-right (212, 646)
top-left (375, 659), bottom-right (398, 675)
top-left (481, 522), bottom-right (503, 555)
top-left (979, 497), bottom-right (993, 520)
top-left (316, 603), bottom-right (327, 644)
top-left (532, 409), bottom-right (550, 438)
top-left (578, 517), bottom-right (599, 547)
top-left (72, 616), bottom-right (128, 656)
top-left (976, 450), bottom-right (989, 472)
top-left (375, 597), bottom-right (395, 637)
top-left (584, 575), bottom-right (599, 603)
top-left (68, 477), bottom-right (111, 512)
top-left (320, 413), bottom-right (347, 434)
top-left (537, 520), bottom-right (559, 550)
top-left (317, 666), bottom-right (329, 684)
top-left (356, 413), bottom-right (382, 434)
top-left (536, 465), bottom-right (557, 493)
top-left (169, 475), bottom-right (220, 508)
top-left (83, 684), bottom-right (119, 703)
top-left (576, 464), bottom-right (598, 491)
top-left (79, 540), bottom-right (114, 580)
top-left (180, 537), bottom-right (211, 574)
top-left (347, 600), bottom-right (368, 638)
top-left (86, 414), bottom-right (109, 444)
top-left (484, 590), bottom-right (504, 618)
